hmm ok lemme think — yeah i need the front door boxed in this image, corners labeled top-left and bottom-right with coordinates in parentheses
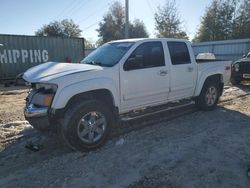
top-left (120, 41), bottom-right (170, 112)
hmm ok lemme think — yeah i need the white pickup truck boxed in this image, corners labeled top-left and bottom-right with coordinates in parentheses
top-left (23, 38), bottom-right (231, 151)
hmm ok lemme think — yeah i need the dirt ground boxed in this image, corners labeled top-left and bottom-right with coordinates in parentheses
top-left (0, 83), bottom-right (250, 188)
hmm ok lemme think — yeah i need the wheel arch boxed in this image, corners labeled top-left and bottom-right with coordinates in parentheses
top-left (51, 78), bottom-right (119, 110)
top-left (65, 89), bottom-right (116, 110)
top-left (195, 73), bottom-right (224, 96)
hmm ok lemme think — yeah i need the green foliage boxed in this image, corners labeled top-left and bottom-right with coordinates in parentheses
top-left (36, 19), bottom-right (82, 38)
top-left (129, 19), bottom-right (149, 39)
top-left (193, 0), bottom-right (237, 42)
top-left (97, 1), bottom-right (149, 44)
top-left (154, 0), bottom-right (188, 39)
top-left (233, 0), bottom-right (250, 39)
top-left (193, 0), bottom-right (250, 42)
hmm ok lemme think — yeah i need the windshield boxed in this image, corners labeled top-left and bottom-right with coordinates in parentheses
top-left (81, 42), bottom-right (134, 67)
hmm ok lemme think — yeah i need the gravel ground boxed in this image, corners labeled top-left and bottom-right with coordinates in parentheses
top-left (0, 84), bottom-right (249, 188)
top-left (0, 85), bottom-right (28, 124)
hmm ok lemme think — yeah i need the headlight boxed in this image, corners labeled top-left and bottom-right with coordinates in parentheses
top-left (35, 83), bottom-right (57, 93)
top-left (234, 63), bottom-right (240, 72)
top-left (30, 83), bottom-right (57, 107)
top-left (32, 93), bottom-right (54, 107)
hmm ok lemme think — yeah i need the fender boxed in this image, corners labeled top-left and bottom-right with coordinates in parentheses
top-left (194, 66), bottom-right (224, 96)
top-left (51, 77), bottom-right (119, 109)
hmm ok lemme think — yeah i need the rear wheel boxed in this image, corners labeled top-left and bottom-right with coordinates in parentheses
top-left (60, 100), bottom-right (114, 151)
top-left (195, 81), bottom-right (220, 111)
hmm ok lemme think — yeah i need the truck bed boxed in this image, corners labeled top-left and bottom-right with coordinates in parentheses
top-left (197, 60), bottom-right (232, 85)
top-left (196, 59), bottom-right (228, 63)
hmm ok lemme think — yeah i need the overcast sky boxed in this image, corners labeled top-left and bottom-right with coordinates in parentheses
top-left (0, 0), bottom-right (212, 43)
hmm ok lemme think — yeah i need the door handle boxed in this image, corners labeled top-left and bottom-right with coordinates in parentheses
top-left (187, 67), bottom-right (194, 72)
top-left (158, 69), bottom-right (168, 76)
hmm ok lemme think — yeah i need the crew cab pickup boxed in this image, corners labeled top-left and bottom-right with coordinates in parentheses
top-left (23, 38), bottom-right (231, 151)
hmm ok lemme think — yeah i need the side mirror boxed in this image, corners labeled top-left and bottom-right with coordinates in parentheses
top-left (243, 54), bottom-right (246, 58)
top-left (0, 44), bottom-right (3, 47)
top-left (124, 58), bottom-right (136, 71)
top-left (124, 55), bottom-right (143, 71)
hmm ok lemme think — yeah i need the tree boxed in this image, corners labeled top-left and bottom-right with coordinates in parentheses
top-left (233, 0), bottom-right (250, 39)
top-left (193, 0), bottom-right (237, 42)
top-left (97, 1), bottom-right (149, 44)
top-left (97, 2), bottom-right (124, 43)
top-left (154, 0), bottom-right (188, 39)
top-left (35, 19), bottom-right (82, 38)
top-left (85, 39), bottom-right (95, 48)
top-left (129, 19), bottom-right (149, 38)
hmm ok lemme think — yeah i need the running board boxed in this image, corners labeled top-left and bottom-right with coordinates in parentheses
top-left (120, 100), bottom-right (195, 122)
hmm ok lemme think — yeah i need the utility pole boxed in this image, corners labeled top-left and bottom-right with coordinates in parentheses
top-left (125, 0), bottom-right (129, 39)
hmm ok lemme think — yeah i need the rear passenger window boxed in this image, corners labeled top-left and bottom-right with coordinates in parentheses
top-left (167, 42), bottom-right (191, 65)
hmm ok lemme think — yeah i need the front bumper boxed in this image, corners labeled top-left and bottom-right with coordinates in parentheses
top-left (24, 104), bottom-right (48, 118)
top-left (231, 72), bottom-right (250, 81)
top-left (24, 102), bottom-right (51, 131)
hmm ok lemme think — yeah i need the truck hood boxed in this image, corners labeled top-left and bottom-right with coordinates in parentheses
top-left (235, 57), bottom-right (250, 63)
top-left (23, 62), bottom-right (102, 83)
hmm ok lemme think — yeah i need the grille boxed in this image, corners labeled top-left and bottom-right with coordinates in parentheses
top-left (239, 62), bottom-right (250, 73)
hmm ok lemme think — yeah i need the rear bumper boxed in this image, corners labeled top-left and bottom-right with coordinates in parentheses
top-left (24, 104), bottom-right (50, 130)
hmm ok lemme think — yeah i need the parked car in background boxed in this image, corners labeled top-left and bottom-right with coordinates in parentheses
top-left (23, 38), bottom-right (231, 151)
top-left (231, 52), bottom-right (250, 85)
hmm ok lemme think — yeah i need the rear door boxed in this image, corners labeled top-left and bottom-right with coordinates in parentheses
top-left (166, 41), bottom-right (197, 100)
top-left (120, 41), bottom-right (170, 112)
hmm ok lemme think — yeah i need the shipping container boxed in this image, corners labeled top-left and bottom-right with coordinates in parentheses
top-left (0, 34), bottom-right (85, 80)
top-left (85, 48), bottom-right (96, 56)
top-left (192, 38), bottom-right (250, 61)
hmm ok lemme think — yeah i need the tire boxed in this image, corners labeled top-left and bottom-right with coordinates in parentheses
top-left (59, 100), bottom-right (114, 151)
top-left (230, 78), bottom-right (241, 85)
top-left (195, 80), bottom-right (220, 111)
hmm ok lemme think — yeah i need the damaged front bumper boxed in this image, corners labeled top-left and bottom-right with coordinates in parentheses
top-left (24, 104), bottom-right (48, 118)
top-left (24, 90), bottom-right (53, 131)
top-left (24, 103), bottom-right (51, 131)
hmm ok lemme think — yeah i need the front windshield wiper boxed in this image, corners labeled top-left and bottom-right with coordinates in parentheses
top-left (84, 61), bottom-right (104, 66)
top-left (84, 61), bottom-right (111, 67)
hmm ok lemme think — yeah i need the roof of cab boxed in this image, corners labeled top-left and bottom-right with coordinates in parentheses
top-left (109, 38), bottom-right (189, 43)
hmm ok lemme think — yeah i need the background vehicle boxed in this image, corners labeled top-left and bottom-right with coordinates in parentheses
top-left (231, 52), bottom-right (250, 85)
top-left (23, 38), bottom-right (231, 151)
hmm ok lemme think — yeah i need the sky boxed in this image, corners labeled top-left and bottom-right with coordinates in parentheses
top-left (0, 0), bottom-right (213, 43)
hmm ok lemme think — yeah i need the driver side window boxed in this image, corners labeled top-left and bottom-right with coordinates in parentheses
top-left (124, 42), bottom-right (165, 71)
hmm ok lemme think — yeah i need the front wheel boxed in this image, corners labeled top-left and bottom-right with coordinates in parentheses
top-left (195, 81), bottom-right (220, 111)
top-left (60, 100), bottom-right (114, 151)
